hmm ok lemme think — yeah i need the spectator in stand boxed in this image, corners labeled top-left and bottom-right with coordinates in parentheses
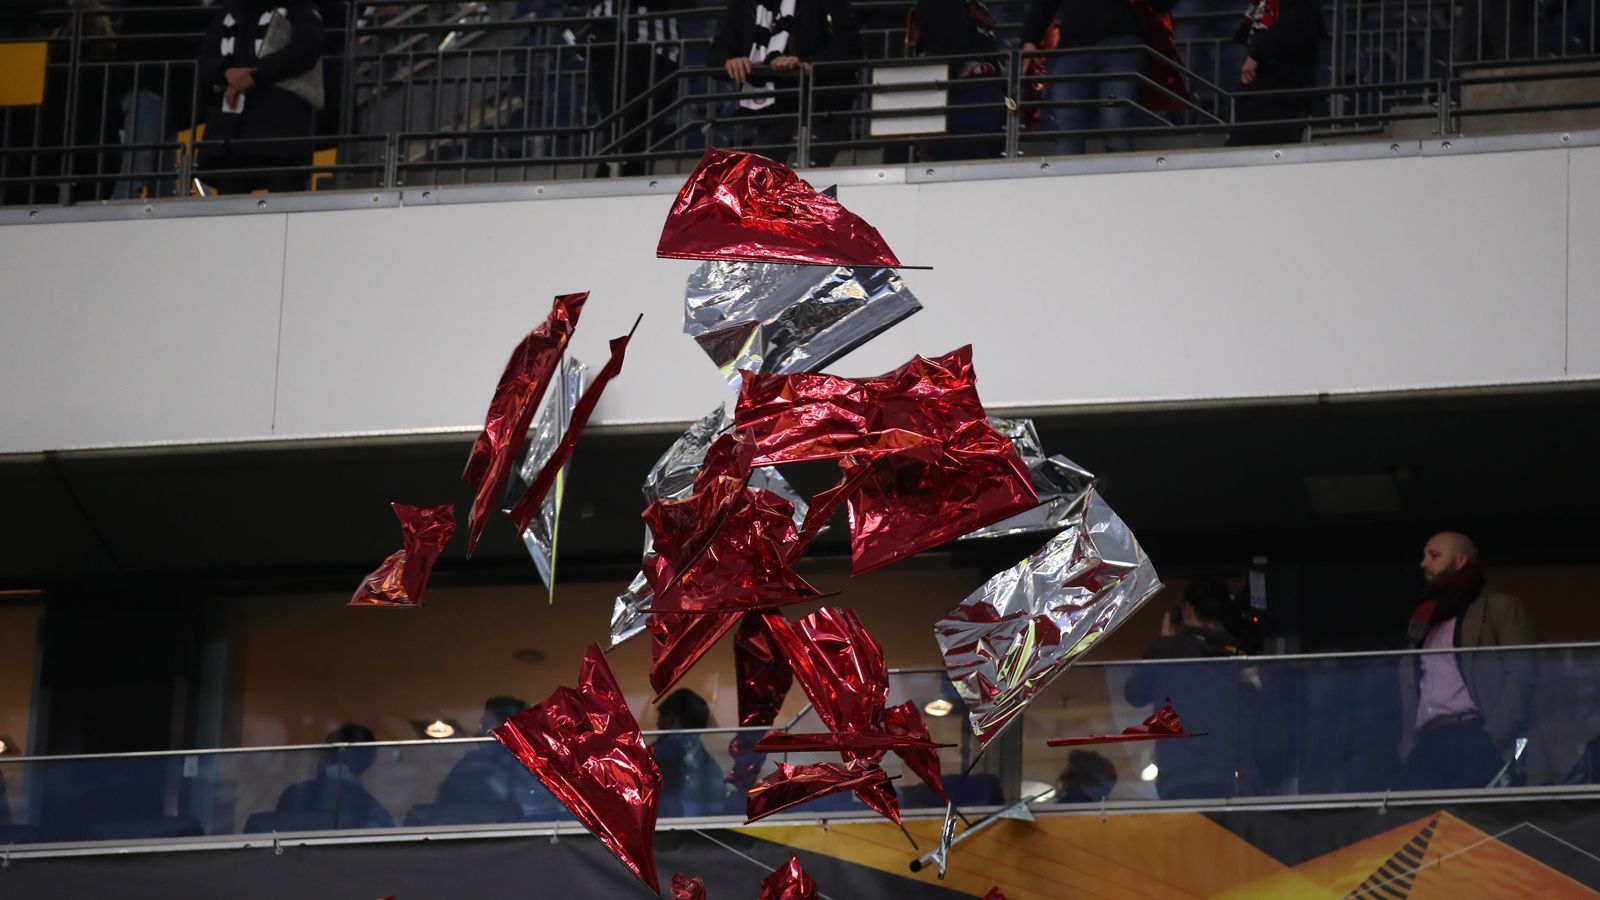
top-left (1021, 0), bottom-right (1179, 153)
top-left (651, 689), bottom-right (728, 817)
top-left (1226, 0), bottom-right (1322, 146)
top-left (110, 0), bottom-right (208, 200)
top-left (435, 696), bottom-right (565, 820)
top-left (905, 0), bottom-right (1005, 161)
top-left (585, 0), bottom-right (685, 177)
top-left (708, 0), bottom-right (863, 167)
top-left (1124, 579), bottom-right (1255, 800)
top-left (195, 0), bottom-right (324, 194)
top-left (1398, 532), bottom-right (1534, 791)
top-left (1056, 750), bottom-right (1118, 803)
top-left (274, 723), bottom-right (394, 829)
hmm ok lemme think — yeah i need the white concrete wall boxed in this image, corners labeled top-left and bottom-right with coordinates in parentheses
top-left (1, 144), bottom-right (1595, 453)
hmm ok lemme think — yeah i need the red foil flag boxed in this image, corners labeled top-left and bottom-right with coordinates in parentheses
top-left (491, 645), bottom-right (661, 892)
top-left (983, 889), bottom-right (1008, 900)
top-left (348, 503), bottom-right (456, 607)
top-left (658, 148), bottom-right (901, 268)
top-left (735, 346), bottom-right (1037, 575)
top-left (462, 292), bottom-right (587, 555)
top-left (759, 857), bottom-right (818, 900)
top-left (671, 874), bottom-right (708, 900)
top-left (508, 321), bottom-right (639, 535)
top-left (745, 762), bottom-right (891, 823)
top-left (879, 701), bottom-right (948, 803)
top-left (753, 731), bottom-right (941, 754)
top-left (729, 614), bottom-right (794, 793)
top-left (1045, 702), bottom-right (1201, 747)
top-left (649, 610), bottom-right (744, 702)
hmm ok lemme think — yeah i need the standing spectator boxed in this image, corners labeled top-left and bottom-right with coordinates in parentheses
top-left (195, 0), bottom-right (325, 194)
top-left (708, 0), bottom-right (862, 166)
top-left (110, 0), bottom-right (208, 200)
top-left (435, 696), bottom-right (565, 821)
top-left (1226, 0), bottom-right (1322, 146)
top-left (585, 0), bottom-right (685, 177)
top-left (274, 723), bottom-right (394, 829)
top-left (1021, 0), bottom-right (1179, 153)
top-left (1124, 579), bottom-right (1255, 800)
top-left (651, 689), bottom-right (728, 817)
top-left (905, 0), bottom-right (1005, 161)
top-left (1398, 531), bottom-right (1534, 791)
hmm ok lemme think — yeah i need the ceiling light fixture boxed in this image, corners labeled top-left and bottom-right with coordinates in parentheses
top-left (1140, 763), bottom-right (1159, 782)
top-left (424, 720), bottom-right (456, 739)
top-left (923, 698), bottom-right (954, 718)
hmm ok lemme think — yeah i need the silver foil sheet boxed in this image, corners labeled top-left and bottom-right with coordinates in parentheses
top-left (502, 356), bottom-right (587, 592)
top-left (609, 404), bottom-right (811, 647)
top-left (958, 417), bottom-right (1095, 541)
top-left (683, 261), bottom-right (922, 388)
top-left (935, 488), bottom-right (1162, 745)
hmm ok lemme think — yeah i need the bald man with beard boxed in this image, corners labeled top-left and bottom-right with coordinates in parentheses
top-left (1398, 531), bottom-right (1533, 791)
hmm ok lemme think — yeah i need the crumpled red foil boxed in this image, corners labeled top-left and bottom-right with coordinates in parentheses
top-left (348, 503), bottom-right (456, 607)
top-left (507, 324), bottom-right (637, 536)
top-left (671, 873), bottom-right (708, 900)
top-left (658, 148), bottom-right (902, 268)
top-left (729, 614), bottom-right (794, 793)
top-left (735, 346), bottom-right (1037, 575)
top-left (491, 644), bottom-right (660, 892)
top-left (752, 730), bottom-right (940, 754)
top-left (982, 889), bottom-right (1007, 900)
top-left (745, 762), bottom-right (892, 823)
top-left (648, 609), bottom-right (744, 702)
top-left (1045, 702), bottom-right (1200, 747)
top-left (759, 856), bottom-right (818, 900)
top-left (878, 701), bottom-right (947, 803)
top-left (462, 292), bottom-right (587, 555)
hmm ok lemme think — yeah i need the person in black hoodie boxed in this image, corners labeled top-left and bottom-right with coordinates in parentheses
top-left (1124, 578), bottom-right (1256, 800)
top-left (195, 0), bottom-right (324, 194)
top-left (1021, 0), bottom-right (1178, 153)
top-left (708, 0), bottom-right (862, 166)
top-left (1225, 0), bottom-right (1322, 146)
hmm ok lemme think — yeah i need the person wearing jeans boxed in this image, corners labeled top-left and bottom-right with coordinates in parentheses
top-left (112, 87), bottom-right (173, 199)
top-left (1022, 0), bottom-right (1178, 154)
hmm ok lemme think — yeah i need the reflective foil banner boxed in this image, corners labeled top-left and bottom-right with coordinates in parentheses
top-left (729, 614), bottom-right (794, 793)
top-left (671, 874), bottom-right (708, 900)
top-left (957, 418), bottom-right (1096, 541)
top-left (348, 503), bottom-right (456, 608)
top-left (735, 346), bottom-right (1037, 575)
top-left (658, 148), bottom-right (902, 267)
top-left (759, 856), bottom-right (819, 900)
top-left (491, 645), bottom-right (661, 892)
top-left (745, 762), bottom-right (891, 823)
top-left (1045, 702), bottom-right (1198, 747)
top-left (502, 356), bottom-right (587, 591)
top-left (462, 292), bottom-right (587, 555)
top-left (935, 488), bottom-right (1163, 745)
top-left (684, 260), bottom-right (921, 389)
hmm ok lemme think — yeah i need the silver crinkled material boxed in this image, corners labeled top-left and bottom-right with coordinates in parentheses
top-left (935, 488), bottom-right (1162, 745)
top-left (610, 404), bottom-right (811, 646)
top-left (959, 417), bottom-right (1096, 540)
top-left (683, 261), bottom-right (922, 388)
top-left (502, 356), bottom-right (587, 592)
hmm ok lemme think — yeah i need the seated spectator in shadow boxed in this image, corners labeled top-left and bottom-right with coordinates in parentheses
top-left (708, 0), bottom-right (863, 167)
top-left (1225, 0), bottom-right (1323, 146)
top-left (275, 723), bottom-right (394, 829)
top-left (1124, 578), bottom-right (1255, 800)
top-left (435, 695), bottom-right (565, 821)
top-left (906, 0), bottom-right (1006, 162)
top-left (1056, 749), bottom-right (1117, 803)
top-left (195, 0), bottom-right (324, 194)
top-left (652, 689), bottom-right (728, 817)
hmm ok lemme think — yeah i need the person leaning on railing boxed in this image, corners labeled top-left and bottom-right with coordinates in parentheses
top-left (708, 0), bottom-right (864, 167)
top-left (194, 0), bottom-right (325, 194)
top-left (1398, 531), bottom-right (1534, 792)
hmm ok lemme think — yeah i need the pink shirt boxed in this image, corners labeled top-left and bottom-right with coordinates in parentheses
top-left (1416, 617), bottom-right (1478, 728)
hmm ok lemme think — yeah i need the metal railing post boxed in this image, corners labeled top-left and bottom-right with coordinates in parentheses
top-left (797, 64), bottom-right (812, 167)
top-left (383, 132), bottom-right (399, 187)
top-left (1005, 48), bottom-right (1022, 159)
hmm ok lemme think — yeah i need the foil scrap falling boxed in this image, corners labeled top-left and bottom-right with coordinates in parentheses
top-left (684, 259), bottom-right (921, 389)
top-left (957, 417), bottom-right (1096, 541)
top-left (1045, 702), bottom-right (1200, 746)
top-left (759, 856), bottom-right (819, 900)
top-left (462, 292), bottom-right (586, 555)
top-left (491, 645), bottom-right (660, 892)
top-left (348, 503), bottom-right (456, 608)
top-left (658, 148), bottom-right (901, 267)
top-left (735, 346), bottom-right (1038, 575)
top-left (502, 356), bottom-right (587, 591)
top-left (935, 488), bottom-right (1163, 746)
top-left (744, 762), bottom-right (892, 824)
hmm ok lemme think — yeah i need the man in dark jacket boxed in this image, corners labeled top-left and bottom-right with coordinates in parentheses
top-left (1124, 578), bottom-right (1253, 800)
top-left (1398, 532), bottom-right (1533, 791)
top-left (708, 0), bottom-right (862, 166)
top-left (196, 0), bottom-right (324, 193)
top-left (1021, 0), bottom-right (1178, 153)
top-left (652, 689), bottom-right (729, 817)
top-left (1226, 0), bottom-right (1323, 146)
